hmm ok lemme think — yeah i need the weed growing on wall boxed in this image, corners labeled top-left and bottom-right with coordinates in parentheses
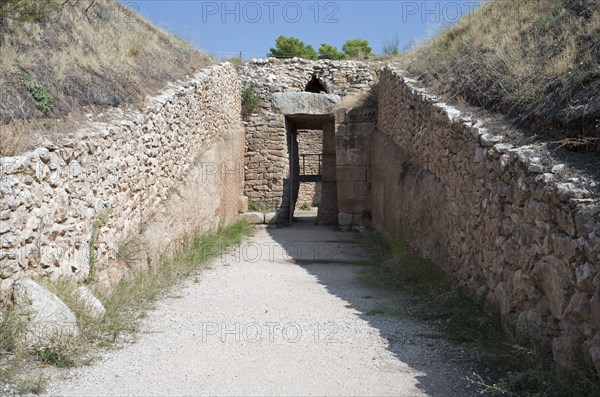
top-left (299, 202), bottom-right (311, 211)
top-left (116, 235), bottom-right (147, 268)
top-left (87, 209), bottom-right (111, 284)
top-left (241, 82), bottom-right (260, 118)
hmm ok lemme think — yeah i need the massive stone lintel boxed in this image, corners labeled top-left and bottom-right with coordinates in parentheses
top-left (272, 92), bottom-right (340, 116)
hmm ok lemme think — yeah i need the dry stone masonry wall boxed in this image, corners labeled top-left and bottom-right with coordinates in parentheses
top-left (241, 58), bottom-right (376, 218)
top-left (374, 67), bottom-right (600, 374)
top-left (3, 55), bottom-right (597, 377)
top-left (0, 63), bottom-right (245, 301)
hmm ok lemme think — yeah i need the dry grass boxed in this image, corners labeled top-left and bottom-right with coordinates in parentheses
top-left (0, 0), bottom-right (212, 155)
top-left (0, 120), bottom-right (36, 156)
top-left (395, 0), bottom-right (600, 141)
top-left (0, 117), bottom-right (80, 155)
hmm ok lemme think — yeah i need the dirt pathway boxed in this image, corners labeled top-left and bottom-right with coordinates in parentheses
top-left (45, 217), bottom-right (480, 396)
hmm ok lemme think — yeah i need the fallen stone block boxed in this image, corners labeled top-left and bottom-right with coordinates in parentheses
top-left (13, 278), bottom-right (79, 345)
top-left (240, 212), bottom-right (265, 224)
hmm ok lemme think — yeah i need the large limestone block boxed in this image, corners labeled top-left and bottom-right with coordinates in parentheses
top-left (240, 212), bottom-right (265, 224)
top-left (272, 92), bottom-right (340, 115)
top-left (345, 122), bottom-right (376, 136)
top-left (336, 166), bottom-right (369, 182)
top-left (337, 182), bottom-right (370, 214)
top-left (238, 196), bottom-right (249, 213)
top-left (13, 278), bottom-right (79, 344)
top-left (533, 257), bottom-right (572, 320)
top-left (338, 213), bottom-right (353, 226)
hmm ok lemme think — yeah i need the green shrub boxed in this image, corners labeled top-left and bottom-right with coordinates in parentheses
top-left (18, 71), bottom-right (53, 113)
top-left (241, 82), bottom-right (260, 118)
top-left (87, 209), bottom-right (110, 284)
top-left (34, 337), bottom-right (80, 368)
top-left (248, 198), bottom-right (274, 212)
top-left (582, 67), bottom-right (600, 85)
top-left (16, 374), bottom-right (47, 395)
top-left (0, 308), bottom-right (25, 355)
top-left (299, 202), bottom-right (311, 211)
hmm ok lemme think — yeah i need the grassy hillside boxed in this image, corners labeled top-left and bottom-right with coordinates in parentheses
top-left (398, 0), bottom-right (600, 149)
top-left (0, 0), bottom-right (211, 155)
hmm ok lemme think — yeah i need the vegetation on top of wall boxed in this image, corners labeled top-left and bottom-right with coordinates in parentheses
top-left (298, 202), bottom-right (311, 211)
top-left (396, 0), bottom-right (600, 146)
top-left (0, 0), bottom-right (212, 155)
top-left (241, 82), bottom-right (261, 118)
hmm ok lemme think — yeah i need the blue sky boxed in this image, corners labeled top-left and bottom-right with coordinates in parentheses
top-left (126, 1), bottom-right (483, 59)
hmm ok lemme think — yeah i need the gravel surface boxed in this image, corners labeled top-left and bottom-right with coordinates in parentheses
top-left (45, 217), bottom-right (481, 396)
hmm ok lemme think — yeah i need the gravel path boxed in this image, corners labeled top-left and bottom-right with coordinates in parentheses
top-left (45, 218), bottom-right (480, 396)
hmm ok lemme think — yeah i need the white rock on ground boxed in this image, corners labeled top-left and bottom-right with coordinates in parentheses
top-left (12, 278), bottom-right (79, 344)
top-left (76, 285), bottom-right (106, 318)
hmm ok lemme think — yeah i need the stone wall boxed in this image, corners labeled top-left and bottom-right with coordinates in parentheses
top-left (241, 58), bottom-right (376, 221)
top-left (374, 67), bottom-right (600, 374)
top-left (296, 129), bottom-right (322, 208)
top-left (335, 106), bottom-right (377, 228)
top-left (0, 63), bottom-right (245, 301)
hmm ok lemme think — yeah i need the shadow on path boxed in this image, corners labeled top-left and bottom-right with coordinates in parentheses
top-left (267, 214), bottom-right (481, 396)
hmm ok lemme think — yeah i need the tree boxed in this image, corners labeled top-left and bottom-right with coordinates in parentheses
top-left (268, 35), bottom-right (317, 60)
top-left (318, 43), bottom-right (347, 60)
top-left (342, 39), bottom-right (372, 59)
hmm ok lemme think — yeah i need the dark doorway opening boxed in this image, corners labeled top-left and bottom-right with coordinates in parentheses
top-left (296, 129), bottom-right (323, 215)
top-left (304, 75), bottom-right (327, 93)
top-left (284, 114), bottom-right (337, 226)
